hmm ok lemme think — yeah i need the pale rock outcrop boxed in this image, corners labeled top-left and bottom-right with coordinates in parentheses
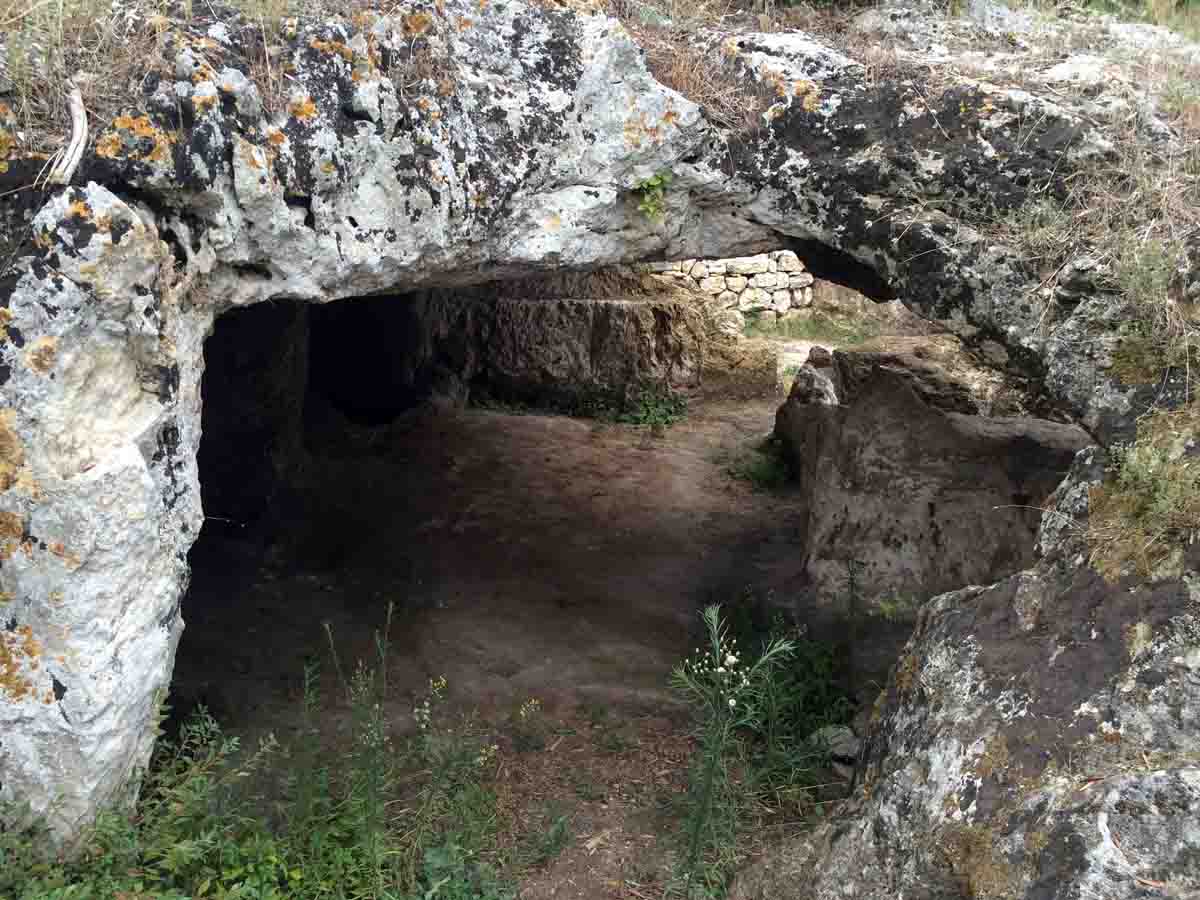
top-left (0, 3), bottom-right (1197, 893)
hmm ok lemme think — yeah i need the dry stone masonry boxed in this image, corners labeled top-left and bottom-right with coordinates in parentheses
top-left (1, 0), bottom-right (1199, 894)
top-left (640, 250), bottom-right (816, 322)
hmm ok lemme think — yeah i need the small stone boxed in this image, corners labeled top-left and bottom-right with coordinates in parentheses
top-left (802, 286), bottom-right (813, 306)
top-left (726, 274), bottom-right (748, 292)
top-left (772, 289), bottom-right (792, 312)
top-left (739, 287), bottom-right (773, 311)
top-left (809, 725), bottom-right (861, 762)
top-left (698, 275), bottom-right (727, 294)
top-left (726, 255), bottom-right (770, 275)
top-left (690, 260), bottom-right (709, 279)
top-left (775, 250), bottom-right (803, 272)
top-left (752, 271), bottom-right (784, 290)
top-left (716, 290), bottom-right (739, 308)
top-left (707, 260), bottom-right (727, 275)
top-left (793, 286), bottom-right (813, 308)
top-left (788, 271), bottom-right (814, 289)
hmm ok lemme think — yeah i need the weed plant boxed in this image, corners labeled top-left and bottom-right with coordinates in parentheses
top-left (726, 438), bottom-right (792, 491)
top-left (0, 604), bottom-right (515, 900)
top-left (668, 604), bottom-right (795, 897)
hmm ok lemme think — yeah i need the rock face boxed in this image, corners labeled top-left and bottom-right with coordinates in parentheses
top-left (731, 450), bottom-right (1200, 900)
top-left (775, 347), bottom-right (1091, 608)
top-left (0, 0), bottom-right (1197, 884)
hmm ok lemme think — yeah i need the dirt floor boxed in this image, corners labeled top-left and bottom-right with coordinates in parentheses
top-left (172, 386), bottom-right (852, 897)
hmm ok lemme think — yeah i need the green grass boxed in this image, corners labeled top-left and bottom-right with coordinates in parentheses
top-left (725, 438), bottom-right (792, 492)
top-left (1087, 404), bottom-right (1200, 580)
top-left (0, 607), bottom-right (516, 900)
top-left (473, 383), bottom-right (688, 430)
top-left (743, 312), bottom-right (880, 347)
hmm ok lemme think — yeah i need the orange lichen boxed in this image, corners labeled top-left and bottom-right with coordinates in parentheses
top-left (48, 542), bottom-right (80, 570)
top-left (97, 116), bottom-right (177, 164)
top-left (238, 141), bottom-right (264, 170)
top-left (662, 108), bottom-right (679, 127)
top-left (456, 15), bottom-right (472, 30)
top-left (289, 96), bottom-right (319, 120)
top-left (0, 623), bottom-right (44, 703)
top-left (793, 79), bottom-right (820, 112)
top-left (67, 199), bottom-right (92, 220)
top-left (417, 96), bottom-right (432, 111)
top-left (94, 132), bottom-right (123, 158)
top-left (0, 410), bottom-right (26, 492)
top-left (0, 509), bottom-right (25, 561)
top-left (437, 76), bottom-right (456, 97)
top-left (193, 93), bottom-right (218, 113)
top-left (267, 129), bottom-right (287, 146)
top-left (310, 37), bottom-right (356, 62)
top-left (403, 11), bottom-right (434, 36)
top-left (25, 337), bottom-right (57, 375)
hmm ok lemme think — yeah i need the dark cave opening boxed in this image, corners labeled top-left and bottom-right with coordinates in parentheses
top-left (308, 294), bottom-right (427, 427)
top-left (173, 286), bottom-right (756, 738)
top-left (171, 256), bottom-right (1085, 751)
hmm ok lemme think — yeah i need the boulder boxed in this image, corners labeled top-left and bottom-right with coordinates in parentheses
top-left (775, 346), bottom-right (1091, 623)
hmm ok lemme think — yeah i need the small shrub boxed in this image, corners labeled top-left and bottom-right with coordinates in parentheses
top-left (869, 593), bottom-right (924, 622)
top-left (518, 805), bottom-right (573, 868)
top-left (510, 697), bottom-right (548, 753)
top-left (670, 604), bottom-right (795, 896)
top-left (616, 384), bottom-right (689, 428)
top-left (633, 171), bottom-right (674, 221)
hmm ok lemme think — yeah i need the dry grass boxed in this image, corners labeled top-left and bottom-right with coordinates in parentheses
top-left (0, 0), bottom-right (166, 153)
top-left (992, 101), bottom-right (1200, 381)
top-left (633, 26), bottom-right (774, 131)
top-left (1087, 403), bottom-right (1200, 580)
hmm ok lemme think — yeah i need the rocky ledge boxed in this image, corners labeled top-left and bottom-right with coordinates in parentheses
top-left (0, 0), bottom-right (1197, 893)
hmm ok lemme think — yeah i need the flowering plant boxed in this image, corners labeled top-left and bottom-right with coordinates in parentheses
top-left (669, 604), bottom-right (794, 895)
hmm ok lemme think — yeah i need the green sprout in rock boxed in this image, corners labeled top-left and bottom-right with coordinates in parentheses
top-left (634, 171), bottom-right (674, 221)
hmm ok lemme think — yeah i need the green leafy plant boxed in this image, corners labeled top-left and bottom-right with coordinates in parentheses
top-left (616, 385), bottom-right (688, 428)
top-left (0, 606), bottom-right (515, 900)
top-left (726, 438), bottom-right (792, 491)
top-left (633, 171), bottom-right (674, 221)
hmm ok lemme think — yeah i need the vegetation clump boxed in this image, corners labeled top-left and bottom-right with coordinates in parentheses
top-left (1087, 403), bottom-right (1200, 580)
top-left (633, 171), bottom-right (674, 221)
top-left (668, 601), bottom-right (854, 896)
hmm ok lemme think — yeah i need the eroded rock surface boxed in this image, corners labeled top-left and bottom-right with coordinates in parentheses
top-left (775, 345), bottom-right (1091, 608)
top-left (731, 450), bottom-right (1200, 900)
top-left (0, 0), bottom-right (1197, 878)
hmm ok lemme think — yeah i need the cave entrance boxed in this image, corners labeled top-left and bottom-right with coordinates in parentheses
top-left (171, 289), bottom-right (795, 743)
top-left (169, 253), bottom-right (1087, 764)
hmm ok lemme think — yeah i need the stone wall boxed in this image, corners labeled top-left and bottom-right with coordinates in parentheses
top-left (639, 250), bottom-right (815, 324)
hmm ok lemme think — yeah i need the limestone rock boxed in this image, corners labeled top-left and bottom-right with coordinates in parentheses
top-left (726, 274), bottom-right (749, 293)
top-left (773, 250), bottom-right (803, 273)
top-left (739, 288), bottom-right (773, 312)
top-left (2, 0), bottom-right (1197, 854)
top-left (726, 256), bottom-right (771, 276)
top-left (774, 347), bottom-right (1092, 617)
